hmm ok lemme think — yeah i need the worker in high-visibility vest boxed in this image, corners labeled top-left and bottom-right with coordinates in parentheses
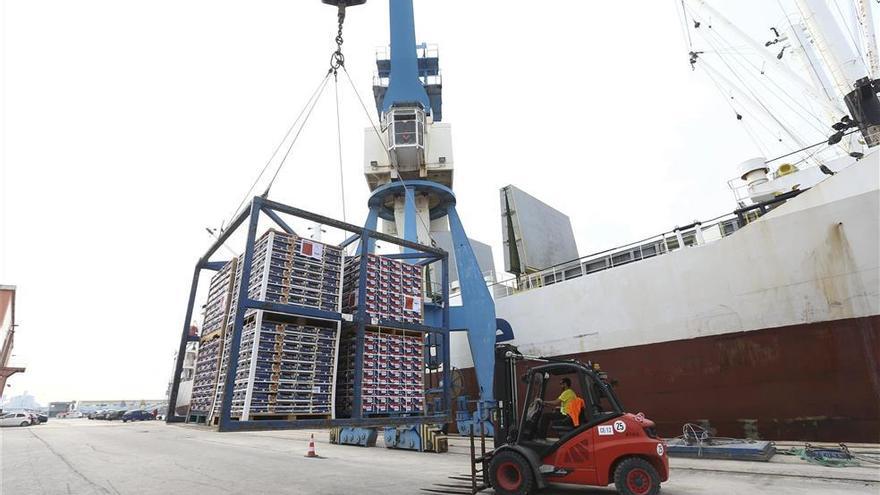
top-left (539, 377), bottom-right (578, 438)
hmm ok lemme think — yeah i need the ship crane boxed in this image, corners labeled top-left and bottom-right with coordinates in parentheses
top-left (322, 0), bottom-right (498, 437)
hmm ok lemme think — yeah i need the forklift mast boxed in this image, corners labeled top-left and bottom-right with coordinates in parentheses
top-left (493, 344), bottom-right (523, 445)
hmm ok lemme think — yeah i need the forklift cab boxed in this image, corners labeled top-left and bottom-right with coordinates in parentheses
top-left (516, 362), bottom-right (623, 454)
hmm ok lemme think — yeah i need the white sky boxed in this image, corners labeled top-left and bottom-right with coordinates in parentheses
top-left (1, 0), bottom-right (864, 404)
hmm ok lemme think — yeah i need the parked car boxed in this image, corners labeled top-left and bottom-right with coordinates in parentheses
top-left (35, 413), bottom-right (48, 423)
top-left (87, 410), bottom-right (101, 420)
top-left (0, 412), bottom-right (32, 427)
top-left (67, 411), bottom-right (84, 419)
top-left (105, 410), bottom-right (126, 421)
top-left (122, 410), bottom-right (154, 422)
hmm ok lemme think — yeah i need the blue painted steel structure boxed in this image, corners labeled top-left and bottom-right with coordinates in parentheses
top-left (373, 0), bottom-right (441, 120)
top-left (166, 196), bottom-right (452, 432)
top-left (364, 180), bottom-right (497, 436)
top-left (368, 0), bottom-right (494, 437)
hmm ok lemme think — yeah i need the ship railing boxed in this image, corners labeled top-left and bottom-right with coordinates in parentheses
top-left (490, 212), bottom-right (742, 298)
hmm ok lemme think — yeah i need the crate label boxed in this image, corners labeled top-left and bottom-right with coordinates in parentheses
top-left (403, 295), bottom-right (422, 312)
top-left (299, 240), bottom-right (324, 259)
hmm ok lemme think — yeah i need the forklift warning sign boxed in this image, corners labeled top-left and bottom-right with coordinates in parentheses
top-left (598, 425), bottom-right (614, 436)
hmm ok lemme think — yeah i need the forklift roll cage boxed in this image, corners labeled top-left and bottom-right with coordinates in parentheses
top-left (515, 361), bottom-right (625, 453)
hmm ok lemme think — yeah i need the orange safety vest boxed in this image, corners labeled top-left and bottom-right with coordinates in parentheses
top-left (567, 397), bottom-right (585, 427)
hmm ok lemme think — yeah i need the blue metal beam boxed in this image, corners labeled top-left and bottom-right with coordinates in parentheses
top-left (353, 240), bottom-right (371, 419)
top-left (382, 0), bottom-right (431, 115)
top-left (441, 254), bottom-right (451, 413)
top-left (403, 186), bottom-right (418, 258)
top-left (373, 319), bottom-right (447, 335)
top-left (381, 252), bottom-right (437, 260)
top-left (218, 198), bottom-right (262, 432)
top-left (340, 233), bottom-right (362, 249)
top-left (261, 206), bottom-right (296, 234)
top-left (356, 207), bottom-right (379, 255)
top-left (202, 261), bottom-right (230, 271)
top-left (166, 264), bottom-right (203, 422)
top-left (244, 299), bottom-right (342, 322)
top-left (217, 414), bottom-right (451, 432)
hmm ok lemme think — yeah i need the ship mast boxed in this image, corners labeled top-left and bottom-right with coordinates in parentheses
top-left (795, 0), bottom-right (869, 103)
top-left (855, 0), bottom-right (879, 78)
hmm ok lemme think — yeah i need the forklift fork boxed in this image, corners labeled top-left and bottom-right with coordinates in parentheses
top-left (421, 428), bottom-right (489, 494)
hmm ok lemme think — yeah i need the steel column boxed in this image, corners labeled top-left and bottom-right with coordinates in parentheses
top-left (403, 186), bottom-right (418, 256)
top-left (353, 232), bottom-right (372, 419)
top-left (356, 207), bottom-right (379, 255)
top-left (441, 255), bottom-right (451, 413)
top-left (166, 263), bottom-right (203, 423)
top-left (218, 198), bottom-right (262, 431)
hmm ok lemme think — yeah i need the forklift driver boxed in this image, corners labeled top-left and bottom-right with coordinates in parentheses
top-left (538, 377), bottom-right (579, 438)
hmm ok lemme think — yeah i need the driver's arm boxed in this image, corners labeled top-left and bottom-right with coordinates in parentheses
top-left (543, 398), bottom-right (561, 408)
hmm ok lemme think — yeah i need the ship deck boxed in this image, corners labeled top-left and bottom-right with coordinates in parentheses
top-left (2, 419), bottom-right (877, 494)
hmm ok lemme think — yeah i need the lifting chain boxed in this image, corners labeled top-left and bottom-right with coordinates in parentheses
top-left (329, 5), bottom-right (347, 74)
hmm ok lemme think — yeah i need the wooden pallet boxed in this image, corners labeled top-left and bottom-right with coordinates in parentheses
top-left (232, 412), bottom-right (332, 421)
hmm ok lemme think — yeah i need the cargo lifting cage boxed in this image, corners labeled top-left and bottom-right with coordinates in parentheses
top-left (167, 196), bottom-right (452, 432)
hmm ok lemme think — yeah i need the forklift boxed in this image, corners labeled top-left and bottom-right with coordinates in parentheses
top-left (477, 345), bottom-right (669, 495)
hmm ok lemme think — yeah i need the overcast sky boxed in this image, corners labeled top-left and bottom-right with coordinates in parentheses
top-left (1, 0), bottom-right (867, 404)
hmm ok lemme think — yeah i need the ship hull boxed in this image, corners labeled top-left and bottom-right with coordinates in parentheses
top-left (457, 315), bottom-right (879, 442)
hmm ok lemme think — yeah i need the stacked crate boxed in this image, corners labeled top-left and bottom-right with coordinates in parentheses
top-left (342, 254), bottom-right (423, 324)
top-left (189, 335), bottom-right (222, 414)
top-left (336, 328), bottom-right (425, 416)
top-left (189, 259), bottom-right (236, 416)
top-left (228, 311), bottom-right (339, 418)
top-left (208, 230), bottom-right (344, 421)
top-left (209, 253), bottom-right (245, 421)
top-left (250, 230), bottom-right (343, 312)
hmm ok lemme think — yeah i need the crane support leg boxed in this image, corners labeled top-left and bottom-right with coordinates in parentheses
top-left (447, 206), bottom-right (496, 436)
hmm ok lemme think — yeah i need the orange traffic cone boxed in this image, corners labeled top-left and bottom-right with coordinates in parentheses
top-left (305, 434), bottom-right (318, 458)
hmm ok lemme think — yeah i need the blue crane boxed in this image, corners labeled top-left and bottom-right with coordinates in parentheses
top-left (324, 0), bottom-right (498, 439)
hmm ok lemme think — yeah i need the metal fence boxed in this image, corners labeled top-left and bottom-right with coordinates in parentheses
top-left (491, 213), bottom-right (742, 298)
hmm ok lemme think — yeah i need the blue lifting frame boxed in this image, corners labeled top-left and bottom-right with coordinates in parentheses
top-left (166, 196), bottom-right (452, 432)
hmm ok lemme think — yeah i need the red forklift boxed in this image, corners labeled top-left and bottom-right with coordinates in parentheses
top-left (478, 345), bottom-right (668, 495)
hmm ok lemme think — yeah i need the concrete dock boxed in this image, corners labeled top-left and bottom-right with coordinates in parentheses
top-left (2, 419), bottom-right (877, 494)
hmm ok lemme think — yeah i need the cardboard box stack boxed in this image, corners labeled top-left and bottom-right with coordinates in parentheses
top-left (203, 230), bottom-right (344, 421)
top-left (229, 311), bottom-right (339, 417)
top-left (189, 259), bottom-right (236, 415)
top-left (342, 254), bottom-right (423, 324)
top-left (336, 329), bottom-right (425, 416)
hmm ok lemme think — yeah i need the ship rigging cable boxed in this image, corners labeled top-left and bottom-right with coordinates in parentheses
top-left (679, 2), bottom-right (842, 166)
top-left (698, 18), bottom-right (820, 146)
top-left (765, 128), bottom-right (860, 164)
top-left (702, 24), bottom-right (830, 140)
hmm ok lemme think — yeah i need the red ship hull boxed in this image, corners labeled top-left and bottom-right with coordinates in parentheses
top-left (458, 315), bottom-right (879, 442)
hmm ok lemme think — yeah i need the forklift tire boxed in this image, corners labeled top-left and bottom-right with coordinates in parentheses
top-left (488, 450), bottom-right (536, 495)
top-left (613, 457), bottom-right (661, 495)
